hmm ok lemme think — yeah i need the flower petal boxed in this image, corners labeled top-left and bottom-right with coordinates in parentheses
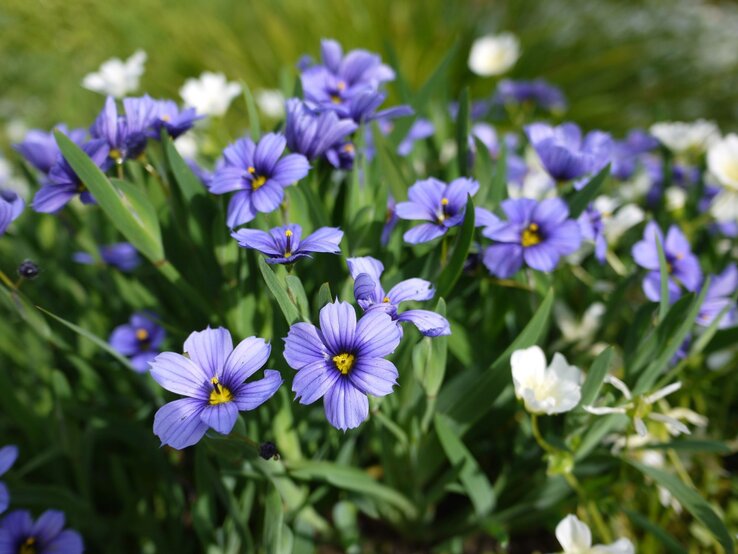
top-left (0, 446), bottom-right (18, 477)
top-left (283, 322), bottom-right (329, 369)
top-left (43, 530), bottom-right (84, 554)
top-left (233, 369), bottom-right (283, 410)
top-left (403, 223), bottom-right (447, 244)
top-left (0, 483), bottom-right (7, 515)
top-left (292, 359), bottom-right (341, 404)
top-left (483, 243), bottom-right (524, 278)
top-left (299, 227), bottom-right (343, 254)
top-left (346, 256), bottom-right (384, 281)
top-left (153, 398), bottom-right (208, 450)
top-left (32, 510), bottom-right (65, 543)
top-left (149, 352), bottom-right (210, 399)
top-left (226, 190), bottom-right (257, 228)
top-left (354, 310), bottom-right (401, 358)
top-left (271, 153), bottom-right (310, 185)
top-left (199, 401), bottom-right (239, 435)
top-left (231, 228), bottom-right (282, 256)
top-left (324, 378), bottom-right (369, 431)
top-left (222, 337), bottom-right (271, 386)
top-left (254, 133), bottom-right (287, 173)
top-left (349, 357), bottom-right (398, 397)
top-left (387, 278), bottom-right (434, 304)
top-left (319, 300), bottom-right (357, 353)
top-left (183, 327), bottom-right (233, 379)
top-left (555, 514), bottom-right (593, 551)
top-left (396, 309), bottom-right (451, 337)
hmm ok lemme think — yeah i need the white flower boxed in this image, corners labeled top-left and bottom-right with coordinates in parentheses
top-left (649, 119), bottom-right (719, 155)
top-left (82, 50), bottom-right (147, 98)
top-left (255, 89), bottom-right (286, 119)
top-left (508, 168), bottom-right (556, 200)
top-left (468, 33), bottom-right (520, 77)
top-left (555, 514), bottom-right (634, 554)
top-left (710, 189), bottom-right (738, 223)
top-left (180, 72), bottom-right (242, 117)
top-left (707, 134), bottom-right (738, 198)
top-left (593, 196), bottom-right (644, 245)
top-left (584, 376), bottom-right (690, 437)
top-left (174, 135), bottom-right (198, 160)
top-left (665, 186), bottom-right (687, 211)
top-left (555, 302), bottom-right (605, 345)
top-left (511, 346), bottom-right (584, 415)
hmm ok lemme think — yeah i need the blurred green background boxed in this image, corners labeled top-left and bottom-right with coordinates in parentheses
top-left (1, 0), bottom-right (737, 143)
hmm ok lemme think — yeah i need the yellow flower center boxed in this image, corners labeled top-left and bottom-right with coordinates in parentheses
top-left (383, 296), bottom-right (391, 303)
top-left (247, 166), bottom-right (256, 174)
top-left (332, 352), bottom-right (355, 375)
top-left (161, 115), bottom-right (171, 122)
top-left (252, 175), bottom-right (267, 190)
top-left (441, 197), bottom-right (449, 206)
top-left (109, 148), bottom-right (122, 161)
top-left (331, 95), bottom-right (342, 104)
top-left (337, 81), bottom-right (347, 91)
top-left (521, 223), bottom-right (541, 247)
top-left (209, 377), bottom-right (233, 405)
top-left (343, 143), bottom-right (354, 153)
top-left (136, 328), bottom-right (149, 341)
top-left (19, 537), bottom-right (36, 554)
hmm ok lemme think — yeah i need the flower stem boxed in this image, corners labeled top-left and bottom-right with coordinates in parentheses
top-left (530, 414), bottom-right (555, 453)
top-left (440, 236), bottom-right (449, 268)
top-left (564, 473), bottom-right (613, 544)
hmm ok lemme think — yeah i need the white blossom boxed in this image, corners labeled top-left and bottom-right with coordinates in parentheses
top-left (555, 514), bottom-right (634, 554)
top-left (180, 72), bottom-right (242, 117)
top-left (511, 346), bottom-right (584, 415)
top-left (255, 89), bottom-right (286, 119)
top-left (468, 33), bottom-right (520, 77)
top-left (649, 119), bottom-right (719, 155)
top-left (82, 50), bottom-right (147, 98)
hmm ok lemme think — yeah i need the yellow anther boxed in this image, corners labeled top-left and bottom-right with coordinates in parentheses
top-left (521, 223), bottom-right (542, 248)
top-left (285, 229), bottom-right (293, 237)
top-left (337, 81), bottom-right (347, 91)
top-left (343, 143), bottom-right (355, 153)
top-left (332, 352), bottom-right (355, 375)
top-left (331, 95), bottom-right (342, 104)
top-left (109, 148), bottom-right (122, 160)
top-left (252, 175), bottom-right (267, 190)
top-left (441, 197), bottom-right (449, 206)
top-left (209, 376), bottom-right (233, 405)
top-left (383, 296), bottom-right (391, 303)
top-left (247, 166), bottom-right (256, 174)
top-left (136, 328), bottom-right (149, 341)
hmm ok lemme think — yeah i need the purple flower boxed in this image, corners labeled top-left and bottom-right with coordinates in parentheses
top-left (0, 510), bottom-right (83, 554)
top-left (611, 130), bottom-right (658, 180)
top-left (187, 158), bottom-right (213, 188)
top-left (149, 328), bottom-right (282, 449)
top-left (494, 79), bottom-right (567, 112)
top-left (525, 123), bottom-right (612, 183)
top-left (0, 446), bottom-right (18, 514)
top-left (231, 224), bottom-right (343, 264)
top-left (347, 256), bottom-right (450, 337)
top-left (632, 222), bottom-right (701, 303)
top-left (32, 139), bottom-right (110, 213)
top-left (471, 124), bottom-right (527, 184)
top-left (209, 133), bottom-right (310, 228)
top-left (149, 99), bottom-right (203, 139)
top-left (109, 312), bottom-right (166, 372)
top-left (325, 141), bottom-right (357, 170)
top-left (13, 125), bottom-right (86, 175)
top-left (697, 264), bottom-right (737, 328)
top-left (284, 99), bottom-right (358, 163)
top-left (0, 190), bottom-right (24, 236)
top-left (91, 95), bottom-right (157, 163)
top-left (578, 204), bottom-right (606, 263)
top-left (73, 242), bottom-right (141, 272)
top-left (283, 300), bottom-right (401, 430)
top-left (381, 195), bottom-right (398, 246)
top-left (300, 39), bottom-right (395, 108)
top-left (395, 177), bottom-right (479, 244)
top-left (397, 119), bottom-right (434, 157)
top-left (482, 197), bottom-right (581, 278)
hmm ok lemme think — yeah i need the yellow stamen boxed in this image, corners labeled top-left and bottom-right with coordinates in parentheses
top-left (136, 328), bottom-right (149, 341)
top-left (521, 223), bottom-right (541, 248)
top-left (331, 95), bottom-right (342, 104)
top-left (285, 229), bottom-right (293, 237)
top-left (247, 166), bottom-right (256, 174)
top-left (383, 296), bottom-right (391, 303)
top-left (441, 198), bottom-right (449, 206)
top-left (20, 537), bottom-right (36, 554)
top-left (252, 175), bottom-right (267, 190)
top-left (209, 377), bottom-right (233, 405)
top-left (161, 115), bottom-right (171, 122)
top-left (343, 143), bottom-right (354, 153)
top-left (109, 148), bottom-right (122, 161)
top-left (337, 81), bottom-right (347, 91)
top-left (332, 352), bottom-right (355, 375)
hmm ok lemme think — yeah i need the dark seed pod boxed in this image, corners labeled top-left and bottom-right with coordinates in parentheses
top-left (258, 441), bottom-right (279, 460)
top-left (17, 260), bottom-right (40, 279)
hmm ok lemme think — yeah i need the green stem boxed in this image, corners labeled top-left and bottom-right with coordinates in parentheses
top-left (564, 473), bottom-right (613, 543)
top-left (530, 413), bottom-right (555, 453)
top-left (440, 236), bottom-right (449, 268)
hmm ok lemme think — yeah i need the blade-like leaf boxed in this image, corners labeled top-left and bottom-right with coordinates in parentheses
top-left (566, 164), bottom-right (610, 218)
top-left (578, 347), bottom-right (613, 408)
top-left (257, 257), bottom-right (300, 325)
top-left (436, 196), bottom-right (475, 299)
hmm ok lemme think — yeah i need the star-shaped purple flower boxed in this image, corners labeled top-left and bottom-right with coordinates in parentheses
top-left (149, 99), bottom-right (203, 139)
top-left (109, 312), bottom-right (166, 372)
top-left (284, 99), bottom-right (358, 163)
top-left (283, 300), bottom-right (401, 431)
top-left (231, 223), bottom-right (343, 265)
top-left (149, 327), bottom-right (282, 449)
top-left (91, 95), bottom-right (157, 163)
top-left (209, 133), bottom-right (310, 228)
top-left (632, 222), bottom-right (701, 303)
top-left (525, 122), bottom-right (612, 183)
top-left (578, 204), bottom-right (607, 264)
top-left (0, 510), bottom-right (83, 554)
top-left (32, 139), bottom-right (110, 213)
top-left (698, 264), bottom-right (738, 328)
top-left (494, 79), bottom-right (567, 112)
top-left (13, 125), bottom-right (87, 175)
top-left (73, 242), bottom-right (141, 272)
top-left (395, 177), bottom-right (479, 244)
top-left (482, 197), bottom-right (582, 278)
top-left (347, 256), bottom-right (450, 337)
top-left (0, 445), bottom-right (18, 514)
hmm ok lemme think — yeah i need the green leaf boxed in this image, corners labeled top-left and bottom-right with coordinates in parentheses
top-left (455, 88), bottom-right (470, 176)
top-left (624, 509), bottom-right (687, 554)
top-left (441, 288), bottom-right (554, 427)
top-left (317, 282), bottom-right (332, 312)
top-left (54, 131), bottom-right (163, 262)
top-left (263, 483), bottom-right (286, 554)
top-left (287, 461), bottom-right (417, 520)
top-left (425, 298), bottom-right (448, 397)
top-left (374, 126), bottom-right (409, 203)
top-left (161, 131), bottom-right (205, 203)
top-left (285, 275), bottom-right (310, 322)
top-left (578, 347), bottom-right (613, 408)
top-left (413, 41), bottom-right (459, 112)
top-left (257, 257), bottom-right (300, 325)
top-left (638, 439), bottom-right (731, 454)
top-left (241, 81), bottom-right (261, 140)
top-left (655, 236), bottom-right (670, 321)
top-left (566, 164), bottom-right (610, 218)
top-left (436, 196), bottom-right (475, 299)
top-left (629, 461), bottom-right (734, 553)
top-left (434, 414), bottom-right (496, 517)
top-left (489, 142), bottom-right (507, 206)
top-left (37, 306), bottom-right (133, 370)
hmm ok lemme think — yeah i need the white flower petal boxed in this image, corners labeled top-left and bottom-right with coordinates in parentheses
top-left (555, 514), bottom-right (592, 551)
